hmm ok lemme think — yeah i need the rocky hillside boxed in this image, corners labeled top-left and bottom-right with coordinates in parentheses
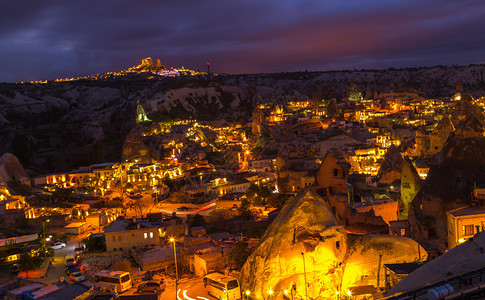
top-left (0, 64), bottom-right (484, 174)
top-left (409, 137), bottom-right (485, 248)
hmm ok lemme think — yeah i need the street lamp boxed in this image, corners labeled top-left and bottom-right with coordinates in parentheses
top-left (42, 219), bottom-right (50, 264)
top-left (170, 238), bottom-right (178, 300)
top-left (245, 290), bottom-right (250, 300)
top-left (301, 252), bottom-right (308, 300)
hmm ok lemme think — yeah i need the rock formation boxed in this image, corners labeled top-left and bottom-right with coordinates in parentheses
top-left (428, 115), bottom-right (454, 156)
top-left (377, 145), bottom-right (403, 184)
top-left (400, 157), bottom-right (423, 218)
top-left (241, 188), bottom-right (427, 299)
top-left (0, 153), bottom-right (30, 185)
top-left (409, 137), bottom-right (485, 244)
top-left (121, 128), bottom-right (152, 164)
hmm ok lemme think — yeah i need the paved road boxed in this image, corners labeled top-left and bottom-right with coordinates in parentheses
top-left (169, 277), bottom-right (217, 300)
top-left (38, 235), bottom-right (85, 284)
top-left (119, 277), bottom-right (217, 300)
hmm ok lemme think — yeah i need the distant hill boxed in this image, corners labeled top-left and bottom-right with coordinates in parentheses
top-left (0, 64), bottom-right (484, 173)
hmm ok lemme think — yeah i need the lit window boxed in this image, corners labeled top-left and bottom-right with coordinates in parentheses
top-left (144, 233), bottom-right (148, 239)
top-left (150, 232), bottom-right (153, 238)
top-left (463, 225), bottom-right (474, 236)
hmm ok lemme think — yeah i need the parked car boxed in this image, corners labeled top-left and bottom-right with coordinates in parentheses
top-left (10, 264), bottom-right (19, 274)
top-left (74, 245), bottom-right (85, 255)
top-left (137, 280), bottom-right (166, 294)
top-left (50, 241), bottom-right (66, 250)
top-left (65, 265), bottom-right (79, 275)
top-left (70, 271), bottom-right (85, 282)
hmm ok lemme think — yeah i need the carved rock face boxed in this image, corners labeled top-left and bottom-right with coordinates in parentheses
top-left (241, 188), bottom-right (427, 299)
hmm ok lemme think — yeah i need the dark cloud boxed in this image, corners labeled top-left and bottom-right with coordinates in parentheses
top-left (0, 0), bottom-right (484, 82)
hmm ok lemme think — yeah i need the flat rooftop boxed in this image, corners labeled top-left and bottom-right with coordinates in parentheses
top-left (448, 206), bottom-right (485, 217)
top-left (104, 219), bottom-right (162, 233)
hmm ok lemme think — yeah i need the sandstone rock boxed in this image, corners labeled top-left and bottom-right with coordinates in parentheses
top-left (410, 137), bottom-right (485, 243)
top-left (400, 157), bottom-right (423, 218)
top-left (241, 188), bottom-right (427, 299)
top-left (377, 145), bottom-right (403, 184)
top-left (121, 128), bottom-right (151, 164)
top-left (0, 153), bottom-right (30, 185)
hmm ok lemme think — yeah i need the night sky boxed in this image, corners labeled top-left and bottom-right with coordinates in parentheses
top-left (1, 0), bottom-right (484, 83)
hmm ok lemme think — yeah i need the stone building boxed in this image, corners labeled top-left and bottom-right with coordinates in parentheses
top-left (315, 149), bottom-right (351, 197)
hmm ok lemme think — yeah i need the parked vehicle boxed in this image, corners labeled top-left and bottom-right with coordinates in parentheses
top-left (137, 280), bottom-right (166, 294)
top-left (10, 264), bottom-right (19, 274)
top-left (50, 241), bottom-right (66, 250)
top-left (70, 271), bottom-right (85, 282)
top-left (204, 273), bottom-right (241, 300)
top-left (74, 246), bottom-right (85, 255)
top-left (65, 253), bottom-right (79, 266)
top-left (94, 270), bottom-right (132, 293)
top-left (65, 265), bottom-right (80, 275)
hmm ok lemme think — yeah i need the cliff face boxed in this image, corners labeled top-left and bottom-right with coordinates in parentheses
top-left (240, 188), bottom-right (347, 299)
top-left (241, 188), bottom-right (427, 299)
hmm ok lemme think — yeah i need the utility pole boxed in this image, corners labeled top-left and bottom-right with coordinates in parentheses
top-left (301, 252), bottom-right (308, 300)
top-left (171, 238), bottom-right (178, 300)
top-left (377, 254), bottom-right (383, 290)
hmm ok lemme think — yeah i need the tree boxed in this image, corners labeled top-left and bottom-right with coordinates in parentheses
top-left (226, 242), bottom-right (251, 270)
top-left (245, 184), bottom-right (259, 199)
top-left (238, 198), bottom-right (254, 220)
top-left (19, 253), bottom-right (35, 278)
top-left (82, 236), bottom-right (106, 252)
top-left (326, 99), bottom-right (339, 118)
top-left (131, 197), bottom-right (154, 218)
top-left (7, 181), bottom-right (33, 196)
top-left (311, 88), bottom-right (324, 107)
top-left (188, 214), bottom-right (206, 228)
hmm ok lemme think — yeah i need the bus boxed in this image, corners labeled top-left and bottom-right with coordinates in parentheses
top-left (203, 273), bottom-right (241, 300)
top-left (94, 270), bottom-right (132, 293)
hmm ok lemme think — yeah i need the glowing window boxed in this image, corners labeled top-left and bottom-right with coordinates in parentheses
top-left (144, 233), bottom-right (148, 239)
top-left (463, 225), bottom-right (474, 236)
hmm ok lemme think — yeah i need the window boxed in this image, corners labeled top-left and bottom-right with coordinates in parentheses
top-left (333, 169), bottom-right (339, 176)
top-left (144, 233), bottom-right (148, 239)
top-left (227, 280), bottom-right (239, 290)
top-left (118, 235), bottom-right (122, 242)
top-left (336, 241), bottom-right (340, 250)
top-left (463, 225), bottom-right (474, 236)
top-left (112, 236), bottom-right (116, 242)
top-left (149, 232), bottom-right (153, 238)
